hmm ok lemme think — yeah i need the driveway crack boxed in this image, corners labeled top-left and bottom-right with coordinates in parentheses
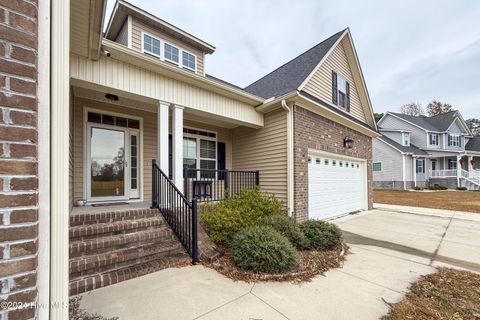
top-left (429, 212), bottom-right (455, 266)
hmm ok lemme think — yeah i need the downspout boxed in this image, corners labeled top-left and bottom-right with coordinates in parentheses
top-left (281, 100), bottom-right (294, 217)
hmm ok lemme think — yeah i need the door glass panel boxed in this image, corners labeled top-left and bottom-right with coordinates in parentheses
top-left (130, 135), bottom-right (138, 190)
top-left (90, 128), bottom-right (125, 197)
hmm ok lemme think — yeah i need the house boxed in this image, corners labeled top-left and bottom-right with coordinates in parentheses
top-left (374, 111), bottom-right (480, 190)
top-left (0, 0), bottom-right (378, 318)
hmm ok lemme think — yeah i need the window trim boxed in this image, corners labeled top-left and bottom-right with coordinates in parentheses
top-left (402, 132), bottom-right (410, 146)
top-left (181, 50), bottom-right (197, 72)
top-left (163, 40), bottom-right (180, 65)
top-left (429, 133), bottom-right (438, 146)
top-left (416, 159), bottom-right (425, 174)
top-left (373, 162), bottom-right (382, 172)
top-left (141, 31), bottom-right (161, 58)
top-left (183, 126), bottom-right (218, 174)
top-left (336, 73), bottom-right (348, 110)
top-left (448, 134), bottom-right (461, 148)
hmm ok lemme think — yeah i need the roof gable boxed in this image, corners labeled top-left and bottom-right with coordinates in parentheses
top-left (378, 135), bottom-right (429, 156)
top-left (244, 30), bottom-right (345, 99)
top-left (385, 110), bottom-right (471, 134)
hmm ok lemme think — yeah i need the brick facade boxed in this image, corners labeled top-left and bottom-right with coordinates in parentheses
top-left (0, 1), bottom-right (39, 319)
top-left (293, 105), bottom-right (373, 222)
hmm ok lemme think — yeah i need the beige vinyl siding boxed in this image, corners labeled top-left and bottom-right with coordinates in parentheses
top-left (232, 109), bottom-right (288, 204)
top-left (70, 54), bottom-right (263, 128)
top-left (115, 19), bottom-right (129, 46)
top-left (73, 97), bottom-right (157, 202)
top-left (131, 18), bottom-right (205, 75)
top-left (303, 39), bottom-right (367, 123)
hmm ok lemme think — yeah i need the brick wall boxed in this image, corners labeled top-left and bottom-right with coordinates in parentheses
top-left (0, 1), bottom-right (39, 319)
top-left (293, 105), bottom-right (373, 221)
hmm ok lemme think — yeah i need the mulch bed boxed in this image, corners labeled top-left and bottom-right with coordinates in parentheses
top-left (203, 243), bottom-right (348, 282)
top-left (382, 267), bottom-right (480, 320)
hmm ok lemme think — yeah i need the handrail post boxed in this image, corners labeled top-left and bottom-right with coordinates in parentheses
top-left (224, 169), bottom-right (229, 198)
top-left (255, 170), bottom-right (260, 186)
top-left (151, 159), bottom-right (158, 208)
top-left (191, 199), bottom-right (198, 264)
top-left (184, 167), bottom-right (188, 200)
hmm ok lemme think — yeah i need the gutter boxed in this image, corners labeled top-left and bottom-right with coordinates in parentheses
top-left (281, 100), bottom-right (294, 216)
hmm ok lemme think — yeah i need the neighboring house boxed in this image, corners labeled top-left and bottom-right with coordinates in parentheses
top-left (374, 111), bottom-right (480, 190)
top-left (0, 1), bottom-right (378, 318)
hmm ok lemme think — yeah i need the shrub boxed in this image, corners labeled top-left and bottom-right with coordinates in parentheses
top-left (200, 188), bottom-right (285, 244)
top-left (264, 214), bottom-right (310, 250)
top-left (230, 226), bottom-right (299, 273)
top-left (429, 184), bottom-right (448, 191)
top-left (457, 187), bottom-right (467, 191)
top-left (414, 186), bottom-right (423, 191)
top-left (300, 220), bottom-right (342, 251)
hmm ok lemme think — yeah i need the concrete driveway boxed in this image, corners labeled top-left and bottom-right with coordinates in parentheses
top-left (79, 204), bottom-right (480, 320)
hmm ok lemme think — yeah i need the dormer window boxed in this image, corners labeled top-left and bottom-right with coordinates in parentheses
top-left (164, 43), bottom-right (179, 64)
top-left (429, 133), bottom-right (438, 146)
top-left (332, 71), bottom-right (350, 111)
top-left (448, 134), bottom-right (461, 147)
top-left (143, 34), bottom-right (161, 57)
top-left (402, 132), bottom-right (410, 146)
top-left (182, 51), bottom-right (196, 71)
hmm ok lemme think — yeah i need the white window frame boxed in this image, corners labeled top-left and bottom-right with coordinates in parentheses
top-left (402, 132), bottom-right (410, 146)
top-left (183, 126), bottom-right (218, 174)
top-left (448, 134), bottom-right (461, 147)
top-left (141, 31), bottom-right (161, 58)
top-left (337, 74), bottom-right (348, 109)
top-left (163, 40), bottom-right (180, 65)
top-left (448, 158), bottom-right (457, 170)
top-left (181, 50), bottom-right (197, 72)
top-left (429, 133), bottom-right (438, 146)
top-left (372, 162), bottom-right (382, 172)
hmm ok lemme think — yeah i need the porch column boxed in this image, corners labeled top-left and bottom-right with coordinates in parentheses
top-left (157, 101), bottom-right (170, 176)
top-left (457, 155), bottom-right (462, 187)
top-left (468, 156), bottom-right (474, 172)
top-left (172, 105), bottom-right (184, 191)
top-left (413, 157), bottom-right (417, 188)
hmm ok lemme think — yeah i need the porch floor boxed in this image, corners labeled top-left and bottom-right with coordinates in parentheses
top-left (71, 201), bottom-right (151, 215)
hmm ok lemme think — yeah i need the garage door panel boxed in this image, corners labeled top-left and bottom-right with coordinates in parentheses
top-left (308, 154), bottom-right (365, 220)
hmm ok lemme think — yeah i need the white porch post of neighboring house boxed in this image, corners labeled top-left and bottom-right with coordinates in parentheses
top-left (457, 155), bottom-right (462, 187)
top-left (157, 101), bottom-right (170, 176)
top-left (413, 156), bottom-right (417, 188)
top-left (172, 105), bottom-right (184, 191)
top-left (468, 155), bottom-right (474, 172)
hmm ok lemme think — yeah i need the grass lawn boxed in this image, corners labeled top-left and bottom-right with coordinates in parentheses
top-left (382, 268), bottom-right (480, 320)
top-left (373, 190), bottom-right (480, 213)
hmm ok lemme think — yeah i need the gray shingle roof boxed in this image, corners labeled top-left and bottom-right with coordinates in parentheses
top-left (378, 135), bottom-right (429, 156)
top-left (466, 137), bottom-right (480, 151)
top-left (389, 111), bottom-right (462, 132)
top-left (244, 29), bottom-right (345, 99)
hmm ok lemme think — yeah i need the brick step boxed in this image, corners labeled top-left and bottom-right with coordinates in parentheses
top-left (69, 227), bottom-right (177, 258)
top-left (70, 208), bottom-right (159, 226)
top-left (69, 252), bottom-right (190, 296)
top-left (69, 239), bottom-right (185, 275)
top-left (69, 216), bottom-right (166, 240)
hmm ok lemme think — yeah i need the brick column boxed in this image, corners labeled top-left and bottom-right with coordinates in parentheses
top-left (0, 1), bottom-right (39, 319)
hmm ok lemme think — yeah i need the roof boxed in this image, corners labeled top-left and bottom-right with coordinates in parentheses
top-left (378, 134), bottom-right (429, 156)
top-left (389, 111), bottom-right (463, 132)
top-left (206, 74), bottom-right (245, 91)
top-left (105, 0), bottom-right (215, 54)
top-left (244, 29), bottom-right (345, 99)
top-left (466, 137), bottom-right (480, 152)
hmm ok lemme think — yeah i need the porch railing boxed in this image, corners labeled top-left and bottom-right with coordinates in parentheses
top-left (429, 169), bottom-right (457, 178)
top-left (461, 169), bottom-right (480, 185)
top-left (184, 168), bottom-right (259, 202)
top-left (151, 160), bottom-right (198, 264)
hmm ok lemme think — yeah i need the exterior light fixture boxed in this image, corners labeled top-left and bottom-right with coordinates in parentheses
top-left (344, 137), bottom-right (354, 149)
top-left (105, 93), bottom-right (119, 101)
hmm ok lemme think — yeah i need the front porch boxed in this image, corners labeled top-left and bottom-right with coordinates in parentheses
top-left (425, 155), bottom-right (480, 189)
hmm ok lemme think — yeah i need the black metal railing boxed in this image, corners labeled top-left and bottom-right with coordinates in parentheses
top-left (184, 168), bottom-right (259, 202)
top-left (151, 160), bottom-right (198, 264)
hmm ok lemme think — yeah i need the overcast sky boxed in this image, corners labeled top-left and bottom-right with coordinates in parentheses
top-left (106, 0), bottom-right (480, 119)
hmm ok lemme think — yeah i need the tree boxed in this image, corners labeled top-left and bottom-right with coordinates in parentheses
top-left (400, 102), bottom-right (424, 116)
top-left (426, 100), bottom-right (453, 116)
top-left (466, 118), bottom-right (480, 136)
top-left (374, 113), bottom-right (384, 123)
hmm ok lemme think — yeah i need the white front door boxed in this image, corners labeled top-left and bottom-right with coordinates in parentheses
top-left (87, 124), bottom-right (129, 201)
top-left (308, 154), bottom-right (366, 220)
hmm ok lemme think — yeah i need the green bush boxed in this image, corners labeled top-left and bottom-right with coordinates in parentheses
top-left (429, 184), bottom-right (448, 191)
top-left (230, 226), bottom-right (299, 273)
top-left (457, 187), bottom-right (468, 191)
top-left (200, 188), bottom-right (285, 244)
top-left (301, 220), bottom-right (343, 251)
top-left (414, 186), bottom-right (423, 191)
top-left (264, 214), bottom-right (310, 250)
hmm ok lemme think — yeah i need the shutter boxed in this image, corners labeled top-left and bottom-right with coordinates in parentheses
top-left (345, 81), bottom-right (350, 112)
top-left (332, 71), bottom-right (338, 105)
top-left (217, 142), bottom-right (226, 180)
top-left (429, 134), bottom-right (432, 145)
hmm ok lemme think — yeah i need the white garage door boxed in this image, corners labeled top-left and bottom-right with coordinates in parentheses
top-left (308, 154), bottom-right (365, 220)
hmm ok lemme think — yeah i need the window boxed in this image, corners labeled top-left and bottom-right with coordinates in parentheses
top-left (416, 159), bottom-right (425, 174)
top-left (308, 157), bottom-right (312, 163)
top-left (316, 158), bottom-right (321, 164)
top-left (324, 159), bottom-right (329, 165)
top-left (332, 71), bottom-right (350, 110)
top-left (87, 112), bottom-right (140, 129)
top-left (448, 159), bottom-right (457, 170)
top-left (143, 34), bottom-right (161, 57)
top-left (429, 134), bottom-right (438, 146)
top-left (373, 162), bottom-right (382, 172)
top-left (431, 160), bottom-right (437, 171)
top-left (448, 134), bottom-right (461, 147)
top-left (183, 137), bottom-right (197, 176)
top-left (332, 160), bottom-right (336, 166)
top-left (402, 133), bottom-right (410, 146)
top-left (182, 51), bottom-right (196, 71)
top-left (183, 129), bottom-right (217, 178)
top-left (164, 43), bottom-right (179, 63)
top-left (339, 161), bottom-right (343, 167)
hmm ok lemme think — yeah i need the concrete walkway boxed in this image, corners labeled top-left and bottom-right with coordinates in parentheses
top-left (79, 204), bottom-right (480, 320)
